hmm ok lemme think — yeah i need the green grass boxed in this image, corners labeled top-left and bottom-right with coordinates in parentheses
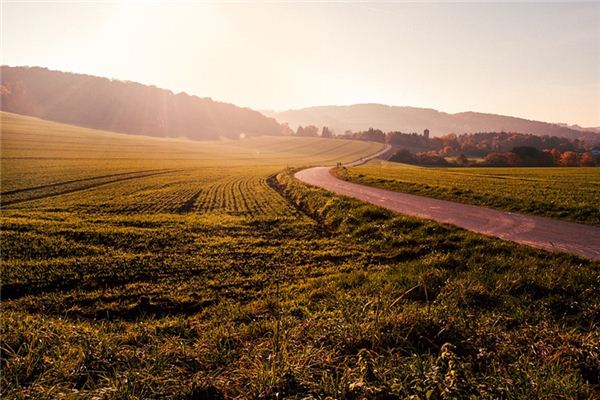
top-left (1, 113), bottom-right (599, 398)
top-left (334, 159), bottom-right (600, 226)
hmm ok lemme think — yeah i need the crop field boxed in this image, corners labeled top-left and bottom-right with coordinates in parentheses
top-left (1, 113), bottom-right (599, 399)
top-left (335, 159), bottom-right (600, 226)
top-left (1, 112), bottom-right (381, 214)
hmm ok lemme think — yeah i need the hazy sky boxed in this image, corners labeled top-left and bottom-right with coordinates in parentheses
top-left (2, 1), bottom-right (600, 126)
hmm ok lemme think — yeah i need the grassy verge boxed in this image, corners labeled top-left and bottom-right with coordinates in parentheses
top-left (333, 160), bottom-right (600, 226)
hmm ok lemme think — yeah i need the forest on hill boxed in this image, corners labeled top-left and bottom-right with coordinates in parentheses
top-left (346, 129), bottom-right (600, 167)
top-left (0, 66), bottom-right (284, 140)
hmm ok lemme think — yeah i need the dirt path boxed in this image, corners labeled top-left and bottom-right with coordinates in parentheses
top-left (295, 163), bottom-right (600, 260)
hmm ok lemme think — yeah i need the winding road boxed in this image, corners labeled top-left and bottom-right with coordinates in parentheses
top-left (296, 146), bottom-right (600, 260)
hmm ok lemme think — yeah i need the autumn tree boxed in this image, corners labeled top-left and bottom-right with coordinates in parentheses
top-left (441, 146), bottom-right (454, 156)
top-left (580, 152), bottom-right (596, 166)
top-left (544, 148), bottom-right (562, 165)
top-left (559, 151), bottom-right (579, 166)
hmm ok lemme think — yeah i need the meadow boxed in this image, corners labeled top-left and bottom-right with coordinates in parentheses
top-left (335, 159), bottom-right (600, 226)
top-left (1, 113), bottom-right (599, 399)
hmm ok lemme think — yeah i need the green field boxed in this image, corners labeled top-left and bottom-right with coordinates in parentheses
top-left (335, 159), bottom-right (600, 226)
top-left (1, 113), bottom-right (599, 398)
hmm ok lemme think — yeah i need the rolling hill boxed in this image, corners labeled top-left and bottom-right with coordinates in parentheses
top-left (2, 113), bottom-right (598, 398)
top-left (0, 66), bottom-right (283, 140)
top-left (263, 104), bottom-right (600, 143)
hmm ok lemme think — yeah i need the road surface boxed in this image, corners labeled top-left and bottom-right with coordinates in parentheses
top-left (295, 162), bottom-right (600, 260)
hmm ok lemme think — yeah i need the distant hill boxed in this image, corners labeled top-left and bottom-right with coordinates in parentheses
top-left (556, 123), bottom-right (600, 134)
top-left (263, 104), bottom-right (600, 143)
top-left (0, 66), bottom-right (283, 140)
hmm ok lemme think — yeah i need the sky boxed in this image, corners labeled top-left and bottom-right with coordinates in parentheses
top-left (2, 1), bottom-right (600, 127)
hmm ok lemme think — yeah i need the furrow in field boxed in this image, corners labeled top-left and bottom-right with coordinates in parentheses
top-left (2, 170), bottom-right (180, 206)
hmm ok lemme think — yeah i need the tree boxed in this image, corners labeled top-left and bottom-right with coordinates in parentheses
top-left (559, 151), bottom-right (579, 166)
top-left (483, 152), bottom-right (519, 167)
top-left (511, 146), bottom-right (554, 166)
top-left (580, 152), bottom-right (596, 167)
top-left (296, 125), bottom-right (319, 137)
top-left (356, 128), bottom-right (385, 143)
top-left (512, 146), bottom-right (540, 159)
top-left (544, 148), bottom-right (561, 165)
top-left (456, 153), bottom-right (468, 166)
top-left (303, 125), bottom-right (319, 137)
top-left (321, 126), bottom-right (333, 138)
top-left (414, 151), bottom-right (449, 166)
top-left (390, 149), bottom-right (415, 164)
top-left (281, 123), bottom-right (294, 136)
top-left (441, 146), bottom-right (454, 156)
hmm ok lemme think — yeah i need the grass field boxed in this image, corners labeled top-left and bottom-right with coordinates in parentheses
top-left (334, 159), bottom-right (600, 226)
top-left (1, 113), bottom-right (599, 398)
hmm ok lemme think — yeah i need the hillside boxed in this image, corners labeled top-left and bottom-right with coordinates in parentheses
top-left (0, 111), bottom-right (383, 193)
top-left (0, 66), bottom-right (283, 140)
top-left (264, 104), bottom-right (600, 142)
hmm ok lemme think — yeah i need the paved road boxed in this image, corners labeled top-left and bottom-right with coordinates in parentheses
top-left (295, 163), bottom-right (600, 260)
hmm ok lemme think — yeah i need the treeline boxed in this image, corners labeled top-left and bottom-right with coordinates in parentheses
top-left (481, 147), bottom-right (596, 167)
top-left (340, 129), bottom-right (593, 152)
top-left (332, 128), bottom-right (599, 167)
top-left (426, 131), bottom-right (586, 155)
top-left (390, 147), bottom-right (598, 167)
top-left (293, 125), bottom-right (334, 138)
top-left (288, 125), bottom-right (599, 166)
top-left (293, 126), bottom-right (384, 141)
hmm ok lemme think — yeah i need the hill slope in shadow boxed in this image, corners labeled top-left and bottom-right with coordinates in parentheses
top-left (1, 66), bottom-right (283, 140)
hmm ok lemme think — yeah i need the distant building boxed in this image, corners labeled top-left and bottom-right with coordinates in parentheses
top-left (423, 129), bottom-right (430, 139)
